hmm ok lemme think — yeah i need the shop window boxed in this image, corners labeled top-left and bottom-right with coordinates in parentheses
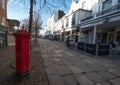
top-left (102, 0), bottom-right (112, 10)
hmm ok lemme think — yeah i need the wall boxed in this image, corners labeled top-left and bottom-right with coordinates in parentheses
top-left (0, 0), bottom-right (7, 27)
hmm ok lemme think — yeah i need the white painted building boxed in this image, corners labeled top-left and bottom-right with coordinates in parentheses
top-left (50, 0), bottom-right (120, 56)
top-left (45, 10), bottom-right (65, 39)
top-left (78, 0), bottom-right (120, 56)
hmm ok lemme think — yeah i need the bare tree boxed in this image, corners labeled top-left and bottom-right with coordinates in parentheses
top-left (32, 12), bottom-right (42, 44)
top-left (21, 12), bottom-right (42, 44)
top-left (22, 19), bottom-right (29, 31)
top-left (9, 0), bottom-right (74, 34)
top-left (28, 0), bottom-right (34, 33)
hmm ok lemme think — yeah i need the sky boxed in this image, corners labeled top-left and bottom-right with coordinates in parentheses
top-left (7, 0), bottom-right (73, 28)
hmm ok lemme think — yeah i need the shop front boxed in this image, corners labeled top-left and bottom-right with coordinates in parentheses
top-left (0, 25), bottom-right (8, 47)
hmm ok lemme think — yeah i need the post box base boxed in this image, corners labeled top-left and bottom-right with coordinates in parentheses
top-left (15, 71), bottom-right (30, 77)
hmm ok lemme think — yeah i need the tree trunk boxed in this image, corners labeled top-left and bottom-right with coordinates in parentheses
top-left (34, 27), bottom-right (38, 44)
top-left (28, 0), bottom-right (34, 33)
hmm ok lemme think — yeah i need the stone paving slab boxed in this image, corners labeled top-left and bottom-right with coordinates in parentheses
top-left (62, 75), bottom-right (78, 85)
top-left (76, 76), bottom-right (94, 85)
top-left (39, 39), bottom-right (120, 85)
top-left (45, 66), bottom-right (58, 75)
top-left (98, 71), bottom-right (116, 80)
top-left (55, 65), bottom-right (72, 76)
top-left (76, 63), bottom-right (94, 73)
top-left (85, 72), bottom-right (106, 83)
top-left (101, 82), bottom-right (112, 85)
top-left (110, 78), bottom-right (120, 85)
top-left (68, 66), bottom-right (83, 74)
top-left (95, 83), bottom-right (103, 85)
top-left (44, 61), bottom-right (55, 66)
top-left (87, 63), bottom-right (106, 71)
top-left (0, 46), bottom-right (15, 68)
top-left (111, 71), bottom-right (120, 77)
top-left (48, 74), bottom-right (66, 85)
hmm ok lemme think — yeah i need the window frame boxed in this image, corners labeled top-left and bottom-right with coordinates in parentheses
top-left (1, 16), bottom-right (5, 25)
top-left (102, 0), bottom-right (112, 10)
top-left (72, 13), bottom-right (76, 25)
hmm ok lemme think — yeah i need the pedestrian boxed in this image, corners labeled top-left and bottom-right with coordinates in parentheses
top-left (66, 37), bottom-right (70, 48)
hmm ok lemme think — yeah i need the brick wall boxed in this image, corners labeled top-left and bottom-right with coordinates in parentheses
top-left (0, 0), bottom-right (7, 27)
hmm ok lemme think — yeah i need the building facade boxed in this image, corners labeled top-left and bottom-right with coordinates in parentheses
top-left (79, 0), bottom-right (120, 56)
top-left (45, 10), bottom-right (65, 40)
top-left (7, 19), bottom-right (20, 46)
top-left (46, 0), bottom-right (120, 56)
top-left (0, 0), bottom-right (8, 47)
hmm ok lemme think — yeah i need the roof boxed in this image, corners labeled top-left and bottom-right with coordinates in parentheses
top-left (7, 19), bottom-right (20, 26)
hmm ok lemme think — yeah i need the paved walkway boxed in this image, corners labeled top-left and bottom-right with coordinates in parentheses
top-left (39, 39), bottom-right (120, 85)
top-left (0, 46), bottom-right (15, 69)
top-left (0, 43), bottom-right (49, 85)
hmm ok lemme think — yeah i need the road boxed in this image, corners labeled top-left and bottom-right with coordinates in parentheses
top-left (39, 39), bottom-right (120, 85)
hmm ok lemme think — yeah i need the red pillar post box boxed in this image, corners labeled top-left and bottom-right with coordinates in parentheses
top-left (13, 30), bottom-right (31, 76)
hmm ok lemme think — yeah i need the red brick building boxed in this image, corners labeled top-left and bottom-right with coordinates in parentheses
top-left (0, 0), bottom-right (8, 27)
top-left (0, 0), bottom-right (8, 47)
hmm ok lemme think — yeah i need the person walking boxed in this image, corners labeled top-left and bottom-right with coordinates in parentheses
top-left (66, 37), bottom-right (70, 48)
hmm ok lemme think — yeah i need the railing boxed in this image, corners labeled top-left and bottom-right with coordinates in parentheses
top-left (85, 43), bottom-right (97, 55)
top-left (96, 3), bottom-right (120, 16)
top-left (78, 42), bottom-right (85, 51)
top-left (80, 3), bottom-right (120, 22)
top-left (98, 44), bottom-right (110, 56)
top-left (77, 42), bottom-right (110, 56)
top-left (81, 15), bottom-right (93, 22)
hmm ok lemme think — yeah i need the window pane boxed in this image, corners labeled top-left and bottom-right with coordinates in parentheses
top-left (118, 0), bottom-right (120, 3)
top-left (102, 0), bottom-right (112, 10)
top-left (72, 14), bottom-right (75, 25)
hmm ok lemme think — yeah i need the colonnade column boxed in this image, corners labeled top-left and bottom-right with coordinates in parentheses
top-left (78, 27), bottom-right (82, 42)
top-left (93, 25), bottom-right (97, 44)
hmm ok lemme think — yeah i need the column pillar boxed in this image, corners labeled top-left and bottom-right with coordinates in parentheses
top-left (78, 27), bottom-right (82, 42)
top-left (60, 32), bottom-right (62, 41)
top-left (70, 29), bottom-right (72, 40)
top-left (93, 25), bottom-right (97, 44)
top-left (114, 32), bottom-right (117, 43)
top-left (64, 29), bottom-right (66, 42)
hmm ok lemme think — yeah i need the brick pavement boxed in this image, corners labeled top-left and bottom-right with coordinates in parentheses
top-left (39, 39), bottom-right (120, 85)
top-left (0, 43), bottom-right (49, 85)
top-left (0, 46), bottom-right (15, 70)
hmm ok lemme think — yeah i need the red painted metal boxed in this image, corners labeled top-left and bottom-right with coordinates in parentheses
top-left (13, 30), bottom-right (31, 75)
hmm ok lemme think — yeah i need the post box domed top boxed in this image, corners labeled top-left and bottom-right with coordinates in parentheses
top-left (13, 29), bottom-right (31, 38)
